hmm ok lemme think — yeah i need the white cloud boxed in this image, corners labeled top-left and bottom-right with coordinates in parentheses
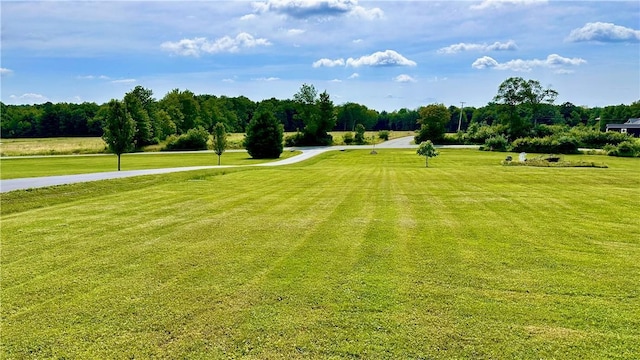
top-left (329, 79), bottom-right (342, 83)
top-left (348, 5), bottom-right (384, 20)
top-left (240, 14), bottom-right (257, 21)
top-left (567, 22), bottom-right (640, 43)
top-left (222, 78), bottom-right (235, 83)
top-left (77, 74), bottom-right (111, 80)
top-left (252, 0), bottom-right (383, 20)
top-left (287, 28), bottom-right (306, 36)
top-left (313, 58), bottom-right (345, 68)
top-left (394, 74), bottom-right (416, 83)
top-left (111, 79), bottom-right (137, 84)
top-left (253, 77), bottom-right (280, 81)
top-left (353, 39), bottom-right (363, 44)
top-left (346, 50), bottom-right (417, 67)
top-left (161, 33), bottom-right (271, 57)
top-left (471, 0), bottom-right (547, 10)
top-left (9, 93), bottom-right (49, 104)
top-left (438, 40), bottom-right (517, 54)
top-left (472, 54), bottom-right (586, 72)
top-left (348, 72), bottom-right (360, 79)
top-left (0, 68), bottom-right (13, 76)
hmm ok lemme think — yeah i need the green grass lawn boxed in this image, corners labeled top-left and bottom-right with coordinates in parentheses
top-left (1, 149), bottom-right (639, 358)
top-left (0, 151), bottom-right (300, 179)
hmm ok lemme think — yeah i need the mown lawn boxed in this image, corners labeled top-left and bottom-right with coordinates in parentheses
top-left (0, 151), bottom-right (300, 180)
top-left (1, 149), bottom-right (639, 358)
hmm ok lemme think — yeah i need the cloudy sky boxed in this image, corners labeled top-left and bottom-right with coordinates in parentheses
top-left (1, 0), bottom-right (639, 111)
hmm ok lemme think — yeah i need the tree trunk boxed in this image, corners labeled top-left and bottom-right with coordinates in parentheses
top-left (217, 154), bottom-right (221, 166)
top-left (425, 157), bottom-right (429, 167)
top-left (118, 154), bottom-right (121, 171)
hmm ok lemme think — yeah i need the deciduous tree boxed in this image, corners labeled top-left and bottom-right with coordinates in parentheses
top-left (414, 104), bottom-right (450, 143)
top-left (102, 99), bottom-right (135, 171)
top-left (416, 140), bottom-right (439, 167)
top-left (212, 122), bottom-right (227, 165)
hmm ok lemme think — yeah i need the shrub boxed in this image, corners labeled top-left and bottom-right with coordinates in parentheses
top-left (532, 124), bottom-right (568, 138)
top-left (463, 123), bottom-right (508, 144)
top-left (284, 132), bottom-right (333, 147)
top-left (511, 135), bottom-right (579, 154)
top-left (378, 130), bottom-right (390, 141)
top-left (284, 133), bottom-right (303, 147)
top-left (569, 128), bottom-right (631, 148)
top-left (163, 126), bottom-right (209, 151)
top-left (606, 140), bottom-right (640, 157)
top-left (481, 135), bottom-right (510, 152)
top-left (343, 132), bottom-right (354, 145)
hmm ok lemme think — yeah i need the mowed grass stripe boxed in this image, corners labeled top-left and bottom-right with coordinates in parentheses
top-left (0, 151), bottom-right (300, 179)
top-left (1, 149), bottom-right (639, 358)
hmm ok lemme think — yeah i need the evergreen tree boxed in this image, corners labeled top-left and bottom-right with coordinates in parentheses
top-left (244, 108), bottom-right (284, 159)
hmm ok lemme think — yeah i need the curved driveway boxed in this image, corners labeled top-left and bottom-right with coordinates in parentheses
top-left (1, 137), bottom-right (472, 193)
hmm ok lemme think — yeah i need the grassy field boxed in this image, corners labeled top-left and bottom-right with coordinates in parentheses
top-left (0, 151), bottom-right (300, 180)
top-left (1, 149), bottom-right (639, 358)
top-left (0, 131), bottom-right (413, 157)
top-left (0, 137), bottom-right (108, 156)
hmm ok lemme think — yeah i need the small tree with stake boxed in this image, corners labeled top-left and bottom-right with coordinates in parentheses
top-left (417, 140), bottom-right (439, 167)
top-left (102, 99), bottom-right (135, 171)
top-left (212, 122), bottom-right (227, 165)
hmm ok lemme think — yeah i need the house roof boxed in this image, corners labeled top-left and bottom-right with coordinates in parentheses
top-left (607, 123), bottom-right (640, 129)
top-left (626, 118), bottom-right (640, 124)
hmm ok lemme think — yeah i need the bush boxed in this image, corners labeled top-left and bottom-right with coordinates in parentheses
top-left (343, 132), bottom-right (354, 145)
top-left (511, 135), bottom-right (579, 154)
top-left (163, 127), bottom-right (209, 151)
top-left (378, 130), bottom-right (390, 141)
top-left (569, 128), bottom-right (631, 148)
top-left (605, 140), bottom-right (640, 157)
top-left (463, 123), bottom-right (509, 144)
top-left (481, 135), bottom-right (510, 151)
top-left (532, 124), bottom-right (568, 138)
top-left (284, 133), bottom-right (303, 147)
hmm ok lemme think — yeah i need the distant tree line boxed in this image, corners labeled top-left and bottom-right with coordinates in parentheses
top-left (2, 81), bottom-right (639, 144)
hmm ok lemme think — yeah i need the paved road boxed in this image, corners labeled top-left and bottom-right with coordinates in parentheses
top-left (1, 137), bottom-right (474, 193)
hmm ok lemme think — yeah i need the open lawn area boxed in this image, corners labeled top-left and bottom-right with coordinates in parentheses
top-left (0, 151), bottom-right (300, 180)
top-left (1, 149), bottom-right (639, 358)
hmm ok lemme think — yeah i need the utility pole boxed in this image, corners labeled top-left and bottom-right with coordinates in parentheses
top-left (457, 101), bottom-right (466, 132)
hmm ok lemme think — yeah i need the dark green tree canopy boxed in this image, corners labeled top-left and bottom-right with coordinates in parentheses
top-left (414, 104), bottom-right (450, 143)
top-left (244, 107), bottom-right (284, 159)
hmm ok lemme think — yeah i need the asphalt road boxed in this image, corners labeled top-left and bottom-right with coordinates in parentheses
top-left (1, 137), bottom-right (473, 193)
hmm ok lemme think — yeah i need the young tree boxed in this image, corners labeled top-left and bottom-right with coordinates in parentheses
top-left (354, 123), bottom-right (366, 144)
top-left (416, 140), bottom-right (439, 167)
top-left (102, 99), bottom-right (135, 171)
top-left (414, 104), bottom-right (450, 143)
top-left (244, 108), bottom-right (284, 159)
top-left (212, 122), bottom-right (227, 165)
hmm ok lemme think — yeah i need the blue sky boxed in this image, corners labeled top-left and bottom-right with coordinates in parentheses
top-left (1, 0), bottom-right (639, 111)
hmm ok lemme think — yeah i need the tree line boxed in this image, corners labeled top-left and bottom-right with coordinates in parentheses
top-left (2, 80), bottom-right (639, 143)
